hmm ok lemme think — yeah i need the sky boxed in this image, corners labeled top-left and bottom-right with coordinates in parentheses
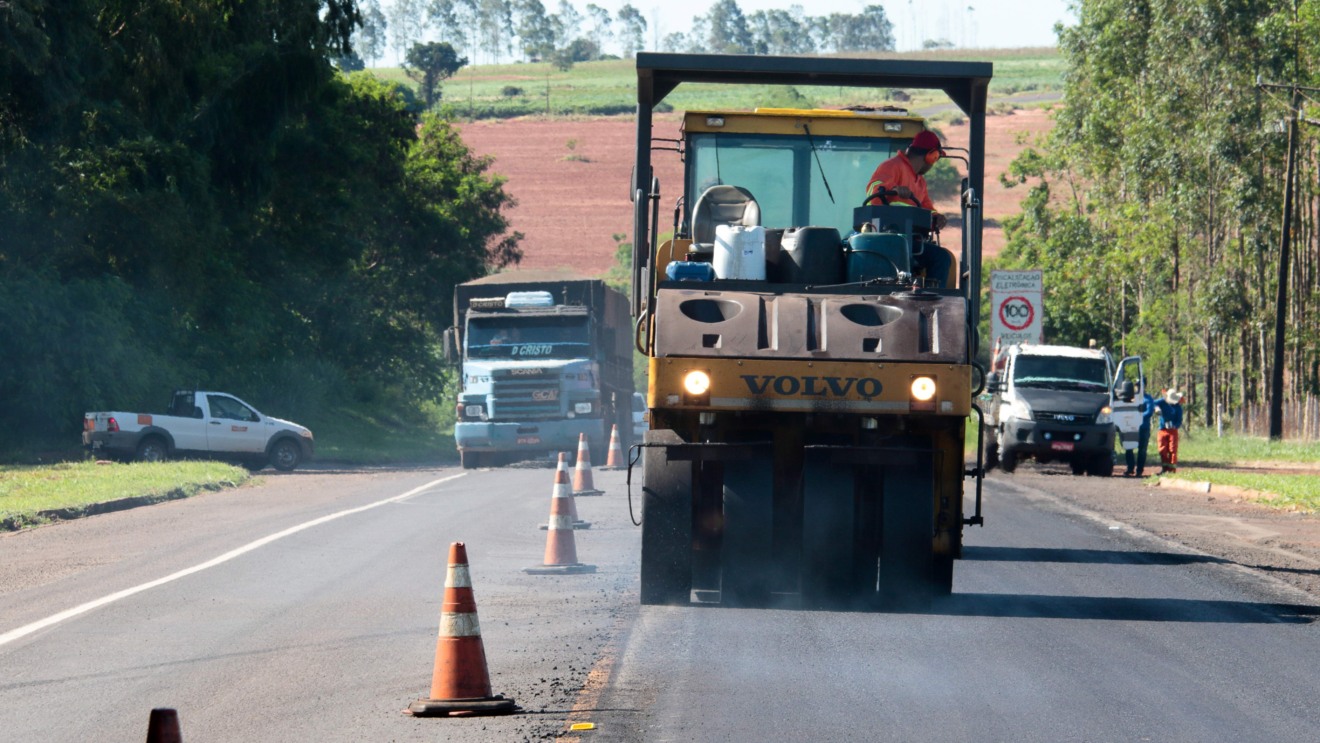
top-left (599, 0), bottom-right (1075, 53)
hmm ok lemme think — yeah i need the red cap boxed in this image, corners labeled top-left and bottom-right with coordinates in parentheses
top-left (910, 130), bottom-right (941, 152)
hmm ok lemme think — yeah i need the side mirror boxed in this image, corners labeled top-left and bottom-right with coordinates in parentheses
top-left (442, 327), bottom-right (460, 364)
top-left (985, 371), bottom-right (1001, 394)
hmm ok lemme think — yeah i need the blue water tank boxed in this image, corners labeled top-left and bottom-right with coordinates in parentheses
top-left (666, 261), bottom-right (716, 282)
top-left (846, 232), bottom-right (911, 282)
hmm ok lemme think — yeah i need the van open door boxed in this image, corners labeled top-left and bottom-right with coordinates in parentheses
top-left (1111, 356), bottom-right (1145, 454)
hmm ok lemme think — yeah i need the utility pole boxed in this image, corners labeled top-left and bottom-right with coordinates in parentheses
top-left (1269, 84), bottom-right (1298, 440)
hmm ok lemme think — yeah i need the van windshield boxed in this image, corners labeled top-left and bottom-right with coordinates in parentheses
top-left (1012, 356), bottom-right (1109, 392)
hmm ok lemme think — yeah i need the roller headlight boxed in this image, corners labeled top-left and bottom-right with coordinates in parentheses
top-left (910, 376), bottom-right (937, 401)
top-left (1095, 405), bottom-right (1112, 425)
top-left (683, 370), bottom-right (711, 396)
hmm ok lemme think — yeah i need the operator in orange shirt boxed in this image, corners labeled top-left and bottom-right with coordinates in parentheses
top-left (864, 130), bottom-right (955, 287)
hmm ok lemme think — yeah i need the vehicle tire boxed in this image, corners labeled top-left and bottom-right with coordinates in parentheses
top-left (983, 438), bottom-right (1000, 470)
top-left (1070, 457), bottom-right (1087, 475)
top-left (879, 443), bottom-right (941, 609)
top-left (1088, 451), bottom-right (1114, 477)
top-left (270, 438), bottom-right (301, 471)
top-left (999, 446), bottom-right (1018, 473)
top-left (640, 430), bottom-right (693, 606)
top-left (459, 450), bottom-right (482, 469)
top-left (802, 451), bottom-right (861, 610)
top-left (135, 436), bottom-right (168, 464)
top-left (721, 456), bottom-right (775, 608)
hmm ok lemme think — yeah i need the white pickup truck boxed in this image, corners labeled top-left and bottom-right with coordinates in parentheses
top-left (82, 390), bottom-right (314, 471)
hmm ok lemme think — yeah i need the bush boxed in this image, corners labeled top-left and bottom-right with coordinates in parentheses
top-left (0, 270), bottom-right (185, 457)
top-left (501, 85), bottom-right (524, 97)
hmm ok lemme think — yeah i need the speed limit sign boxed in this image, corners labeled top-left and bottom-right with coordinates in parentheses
top-left (990, 270), bottom-right (1043, 346)
top-left (998, 296), bottom-right (1034, 331)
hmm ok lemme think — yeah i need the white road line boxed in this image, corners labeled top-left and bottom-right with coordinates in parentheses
top-left (0, 472), bottom-right (466, 648)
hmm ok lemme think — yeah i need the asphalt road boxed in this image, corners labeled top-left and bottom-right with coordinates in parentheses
top-left (2, 463), bottom-right (1318, 741)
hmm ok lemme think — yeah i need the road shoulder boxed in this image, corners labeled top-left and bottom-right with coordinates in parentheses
top-left (987, 467), bottom-right (1320, 601)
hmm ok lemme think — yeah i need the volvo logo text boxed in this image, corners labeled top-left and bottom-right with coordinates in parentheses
top-left (740, 375), bottom-right (883, 399)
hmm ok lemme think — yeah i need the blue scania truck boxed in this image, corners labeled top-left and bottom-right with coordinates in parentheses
top-left (445, 272), bottom-right (634, 469)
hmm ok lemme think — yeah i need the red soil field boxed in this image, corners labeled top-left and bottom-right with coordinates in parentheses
top-left (458, 107), bottom-right (1055, 276)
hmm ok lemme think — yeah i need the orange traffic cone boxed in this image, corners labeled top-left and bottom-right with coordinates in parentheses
top-left (145, 708), bottom-right (183, 743)
top-left (572, 433), bottom-right (604, 496)
top-left (407, 543), bottom-right (518, 717)
top-left (540, 453), bottom-right (589, 530)
top-left (523, 473), bottom-right (596, 575)
top-left (602, 424), bottom-right (625, 470)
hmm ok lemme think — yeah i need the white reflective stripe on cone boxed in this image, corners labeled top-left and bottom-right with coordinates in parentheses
top-left (446, 564), bottom-right (473, 588)
top-left (547, 514), bottom-right (574, 531)
top-left (439, 611), bottom-right (482, 637)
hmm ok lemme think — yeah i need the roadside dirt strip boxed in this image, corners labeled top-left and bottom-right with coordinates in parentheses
top-left (991, 465), bottom-right (1320, 602)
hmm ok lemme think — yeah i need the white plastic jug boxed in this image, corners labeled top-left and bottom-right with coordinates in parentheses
top-left (713, 225), bottom-right (766, 280)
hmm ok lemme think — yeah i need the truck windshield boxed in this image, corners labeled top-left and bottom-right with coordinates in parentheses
top-left (1013, 356), bottom-right (1110, 392)
top-left (686, 132), bottom-right (902, 235)
top-left (467, 316), bottom-right (590, 360)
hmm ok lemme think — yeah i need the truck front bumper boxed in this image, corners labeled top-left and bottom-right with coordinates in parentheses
top-left (455, 419), bottom-right (606, 457)
top-left (1001, 418), bottom-right (1115, 459)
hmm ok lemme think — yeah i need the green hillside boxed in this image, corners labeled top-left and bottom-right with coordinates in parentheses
top-left (372, 48), bottom-right (1064, 120)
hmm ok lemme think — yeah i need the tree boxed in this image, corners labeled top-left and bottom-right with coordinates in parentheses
top-left (585, 3), bottom-right (613, 53)
top-left (616, 4), bottom-right (648, 57)
top-left (389, 0), bottom-right (428, 60)
top-left (357, 0), bottom-right (390, 65)
top-left (661, 32), bottom-right (689, 52)
top-left (514, 0), bottom-right (557, 60)
top-left (427, 0), bottom-right (474, 53)
top-left (0, 0), bottom-right (524, 449)
top-left (833, 5), bottom-right (895, 53)
top-left (704, 0), bottom-right (753, 54)
top-left (476, 0), bottom-right (514, 63)
top-left (986, 0), bottom-right (1320, 431)
top-left (404, 42), bottom-right (467, 108)
top-left (333, 52), bottom-right (367, 71)
top-left (555, 0), bottom-right (584, 49)
top-left (550, 37), bottom-right (601, 70)
top-left (747, 7), bottom-right (813, 55)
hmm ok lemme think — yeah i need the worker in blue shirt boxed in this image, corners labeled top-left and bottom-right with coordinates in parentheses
top-left (1124, 381), bottom-right (1156, 477)
top-left (1155, 389), bottom-right (1184, 474)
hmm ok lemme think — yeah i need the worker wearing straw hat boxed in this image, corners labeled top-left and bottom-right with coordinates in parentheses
top-left (1154, 389), bottom-right (1184, 474)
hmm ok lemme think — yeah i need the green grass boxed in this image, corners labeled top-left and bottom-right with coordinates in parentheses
top-left (0, 399), bottom-right (455, 530)
top-left (1134, 430), bottom-right (1320, 512)
top-left (369, 48), bottom-right (1064, 121)
top-left (1164, 431), bottom-right (1320, 513)
top-left (1166, 468), bottom-right (1320, 513)
top-left (0, 461), bottom-right (248, 530)
top-left (1178, 431), bottom-right (1320, 466)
